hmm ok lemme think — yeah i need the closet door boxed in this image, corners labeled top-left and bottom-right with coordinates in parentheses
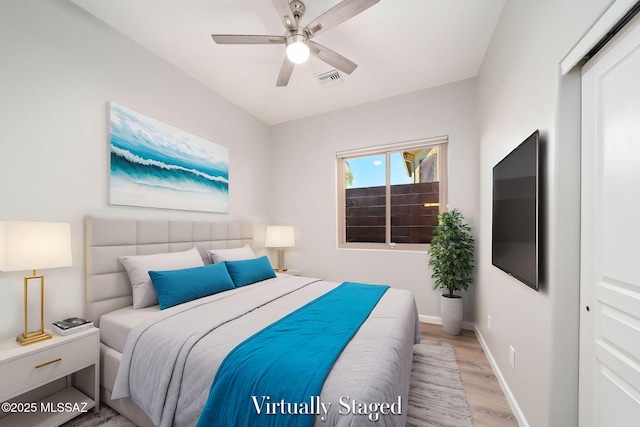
top-left (580, 11), bottom-right (640, 427)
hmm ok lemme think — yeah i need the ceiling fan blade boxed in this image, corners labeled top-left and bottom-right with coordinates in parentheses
top-left (211, 35), bottom-right (285, 44)
top-left (309, 41), bottom-right (357, 74)
top-left (276, 57), bottom-right (295, 87)
top-left (271, 0), bottom-right (298, 31)
top-left (305, 0), bottom-right (379, 38)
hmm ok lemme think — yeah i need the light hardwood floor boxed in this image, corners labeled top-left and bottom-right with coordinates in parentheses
top-left (420, 322), bottom-right (519, 427)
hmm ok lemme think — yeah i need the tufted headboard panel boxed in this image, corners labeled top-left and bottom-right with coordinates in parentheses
top-left (85, 216), bottom-right (253, 325)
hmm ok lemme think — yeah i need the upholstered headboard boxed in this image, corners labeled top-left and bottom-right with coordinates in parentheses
top-left (85, 216), bottom-right (253, 325)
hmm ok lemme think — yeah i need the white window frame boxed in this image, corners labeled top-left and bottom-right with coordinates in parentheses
top-left (337, 136), bottom-right (448, 251)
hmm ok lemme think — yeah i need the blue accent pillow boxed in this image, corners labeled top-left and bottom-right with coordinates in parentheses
top-left (224, 256), bottom-right (277, 288)
top-left (149, 263), bottom-right (235, 310)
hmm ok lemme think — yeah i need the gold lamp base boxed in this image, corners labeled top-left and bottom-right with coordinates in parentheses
top-left (16, 270), bottom-right (52, 346)
top-left (17, 331), bottom-right (52, 346)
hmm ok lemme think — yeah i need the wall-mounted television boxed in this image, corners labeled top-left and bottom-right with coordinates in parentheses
top-left (492, 130), bottom-right (540, 291)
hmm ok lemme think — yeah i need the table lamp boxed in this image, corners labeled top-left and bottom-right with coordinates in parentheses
top-left (265, 226), bottom-right (295, 272)
top-left (0, 221), bottom-right (72, 345)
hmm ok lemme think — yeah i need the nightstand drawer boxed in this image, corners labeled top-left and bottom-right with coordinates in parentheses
top-left (0, 332), bottom-right (98, 402)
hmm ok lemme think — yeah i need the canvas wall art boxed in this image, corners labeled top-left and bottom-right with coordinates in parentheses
top-left (109, 102), bottom-right (229, 213)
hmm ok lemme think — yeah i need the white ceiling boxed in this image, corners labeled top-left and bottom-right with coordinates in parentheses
top-left (70, 0), bottom-right (505, 125)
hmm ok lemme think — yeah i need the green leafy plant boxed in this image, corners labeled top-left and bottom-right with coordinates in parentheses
top-left (427, 209), bottom-right (475, 298)
top-left (344, 160), bottom-right (354, 188)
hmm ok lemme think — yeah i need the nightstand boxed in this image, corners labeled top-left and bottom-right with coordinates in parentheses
top-left (0, 327), bottom-right (99, 427)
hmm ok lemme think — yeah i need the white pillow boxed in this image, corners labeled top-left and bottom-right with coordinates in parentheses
top-left (207, 244), bottom-right (256, 264)
top-left (119, 247), bottom-right (204, 309)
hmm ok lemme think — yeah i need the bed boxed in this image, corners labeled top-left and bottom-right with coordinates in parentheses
top-left (85, 216), bottom-right (420, 427)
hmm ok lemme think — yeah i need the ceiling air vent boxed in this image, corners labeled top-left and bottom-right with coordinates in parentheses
top-left (315, 69), bottom-right (343, 88)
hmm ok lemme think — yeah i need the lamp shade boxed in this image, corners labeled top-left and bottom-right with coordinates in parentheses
top-left (265, 226), bottom-right (295, 248)
top-left (0, 221), bottom-right (72, 272)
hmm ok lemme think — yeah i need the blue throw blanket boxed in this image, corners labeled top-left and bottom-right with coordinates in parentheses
top-left (196, 282), bottom-right (389, 427)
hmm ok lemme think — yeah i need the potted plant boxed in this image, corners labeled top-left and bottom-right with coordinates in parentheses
top-left (427, 209), bottom-right (475, 335)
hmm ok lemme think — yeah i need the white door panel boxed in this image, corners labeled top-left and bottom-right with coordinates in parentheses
top-left (601, 47), bottom-right (640, 287)
top-left (580, 11), bottom-right (640, 427)
top-left (599, 367), bottom-right (640, 426)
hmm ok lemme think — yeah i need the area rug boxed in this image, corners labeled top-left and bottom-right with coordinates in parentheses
top-left (407, 340), bottom-right (474, 427)
top-left (61, 405), bottom-right (135, 427)
top-left (64, 340), bottom-right (473, 427)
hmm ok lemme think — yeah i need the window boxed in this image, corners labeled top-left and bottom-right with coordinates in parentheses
top-left (337, 137), bottom-right (448, 249)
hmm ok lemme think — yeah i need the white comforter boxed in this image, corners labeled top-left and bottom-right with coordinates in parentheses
top-left (112, 275), bottom-right (419, 427)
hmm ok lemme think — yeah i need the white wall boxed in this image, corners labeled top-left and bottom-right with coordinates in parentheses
top-left (270, 79), bottom-right (478, 320)
top-left (0, 0), bottom-right (271, 341)
top-left (475, 1), bottom-right (611, 426)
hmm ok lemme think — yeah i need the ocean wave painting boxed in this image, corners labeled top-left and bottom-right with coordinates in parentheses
top-left (109, 102), bottom-right (229, 213)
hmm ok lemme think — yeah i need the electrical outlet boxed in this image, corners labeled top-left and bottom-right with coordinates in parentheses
top-left (487, 315), bottom-right (492, 330)
top-left (509, 345), bottom-right (516, 368)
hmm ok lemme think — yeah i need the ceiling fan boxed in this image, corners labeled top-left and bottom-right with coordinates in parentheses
top-left (211, 0), bottom-right (380, 87)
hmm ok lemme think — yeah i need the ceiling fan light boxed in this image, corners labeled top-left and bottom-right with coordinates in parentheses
top-left (286, 41), bottom-right (310, 64)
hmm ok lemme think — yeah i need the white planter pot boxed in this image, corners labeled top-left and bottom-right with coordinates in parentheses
top-left (441, 295), bottom-right (463, 335)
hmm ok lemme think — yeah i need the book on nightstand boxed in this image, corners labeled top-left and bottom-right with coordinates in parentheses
top-left (52, 317), bottom-right (93, 336)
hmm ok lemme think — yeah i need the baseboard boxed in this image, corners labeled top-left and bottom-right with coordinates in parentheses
top-left (474, 326), bottom-right (528, 427)
top-left (418, 314), bottom-right (475, 331)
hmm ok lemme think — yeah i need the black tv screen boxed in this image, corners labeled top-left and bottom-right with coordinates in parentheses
top-left (492, 130), bottom-right (539, 291)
